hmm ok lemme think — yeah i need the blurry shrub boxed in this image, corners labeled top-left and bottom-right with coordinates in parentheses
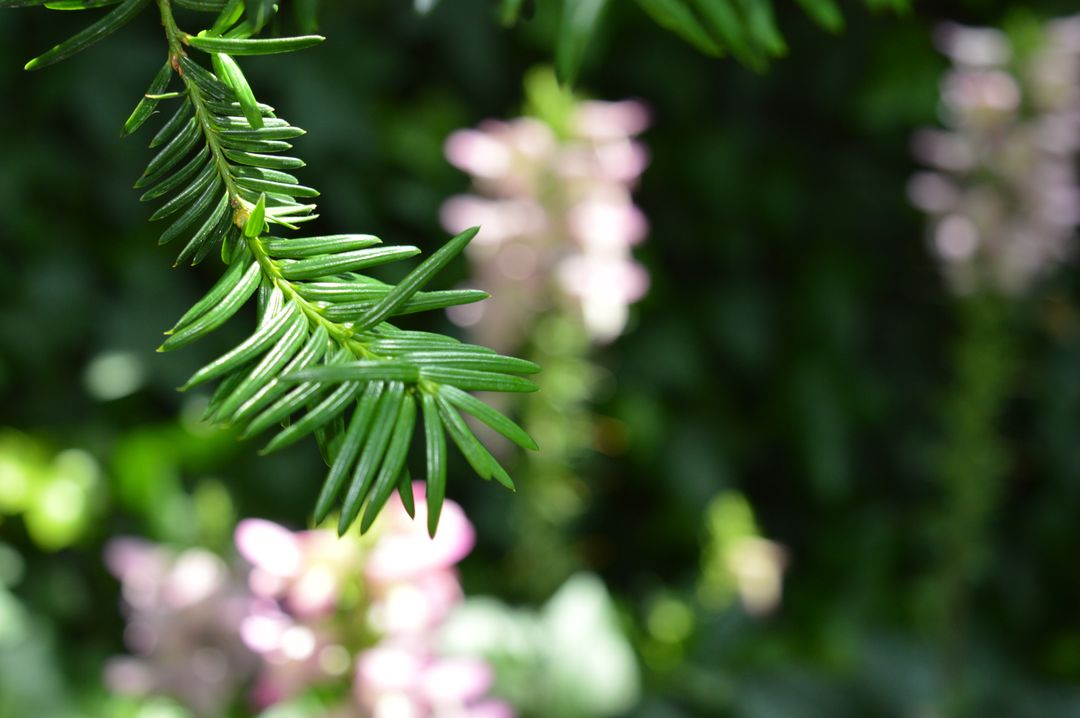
top-left (439, 573), bottom-right (640, 718)
top-left (0, 430), bottom-right (100, 551)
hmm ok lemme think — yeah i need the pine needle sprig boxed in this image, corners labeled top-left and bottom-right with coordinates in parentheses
top-left (4, 0), bottom-right (539, 536)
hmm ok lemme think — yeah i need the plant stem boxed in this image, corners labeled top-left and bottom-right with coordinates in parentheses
top-left (153, 0), bottom-right (378, 362)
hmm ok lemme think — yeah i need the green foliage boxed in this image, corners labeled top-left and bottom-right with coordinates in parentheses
top-left (543, 0), bottom-right (912, 79)
top-left (4, 0), bottom-right (540, 536)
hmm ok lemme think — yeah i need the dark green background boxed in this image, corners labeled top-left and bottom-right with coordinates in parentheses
top-left (3, 0), bottom-right (1080, 715)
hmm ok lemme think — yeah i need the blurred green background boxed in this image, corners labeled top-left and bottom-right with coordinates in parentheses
top-left (3, 0), bottom-right (1080, 716)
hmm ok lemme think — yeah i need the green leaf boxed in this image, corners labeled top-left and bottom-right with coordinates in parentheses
top-left (210, 0), bottom-right (243, 33)
top-left (261, 380), bottom-right (364, 454)
top-left (436, 395), bottom-right (515, 490)
top-left (401, 350), bottom-right (539, 374)
top-left (244, 193), bottom-right (266, 238)
top-left (439, 384), bottom-right (537, 451)
top-left (314, 381), bottom-right (385, 523)
top-left (397, 466), bottom-right (415, 518)
top-left (233, 325), bottom-right (329, 423)
top-left (148, 160), bottom-right (217, 221)
top-left (360, 394), bottom-right (417, 533)
top-left (262, 235), bottom-right (378, 259)
top-left (211, 315), bottom-right (310, 421)
top-left (122, 58), bottom-right (173, 136)
top-left (242, 0), bottom-right (276, 33)
top-left (219, 125), bottom-right (306, 140)
top-left (421, 392), bottom-right (446, 537)
top-left (24, 0), bottom-right (149, 70)
top-left (148, 99), bottom-right (194, 149)
top-left (177, 192), bottom-right (232, 265)
top-left (320, 289), bottom-right (490, 321)
top-left (555, 0), bottom-right (608, 85)
top-left (278, 246), bottom-right (420, 280)
top-left (691, 0), bottom-right (765, 69)
top-left (212, 52), bottom-right (263, 129)
top-left (354, 226), bottom-right (479, 330)
top-left (140, 146), bottom-right (210, 201)
top-left (186, 33), bottom-right (325, 55)
top-left (420, 366), bottom-right (539, 393)
top-left (636, 0), bottom-right (723, 56)
top-left (235, 176), bottom-right (319, 198)
top-left (159, 260), bottom-right (261, 350)
top-left (142, 117), bottom-right (201, 181)
top-left (45, 0), bottom-right (124, 8)
top-left (167, 251), bottom-right (253, 334)
top-left (739, 0), bottom-right (785, 57)
top-left (178, 56), bottom-right (234, 100)
top-left (157, 177), bottom-right (223, 245)
top-left (795, 0), bottom-right (843, 32)
top-left (338, 381), bottom-right (405, 534)
top-left (174, 0), bottom-right (228, 9)
top-left (285, 361), bottom-right (421, 384)
top-left (182, 301), bottom-right (299, 390)
top-left (223, 149), bottom-right (305, 170)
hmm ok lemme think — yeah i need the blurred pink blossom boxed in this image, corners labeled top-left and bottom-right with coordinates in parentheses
top-left (103, 540), bottom-right (255, 717)
top-left (106, 487), bottom-right (510, 717)
top-left (442, 93), bottom-right (651, 345)
top-left (912, 18), bottom-right (1080, 294)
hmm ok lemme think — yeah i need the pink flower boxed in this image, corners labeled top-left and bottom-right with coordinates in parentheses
top-left (364, 483), bottom-right (475, 586)
top-left (235, 518), bottom-right (361, 617)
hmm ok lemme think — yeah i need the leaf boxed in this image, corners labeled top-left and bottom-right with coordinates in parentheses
top-left (167, 251), bottom-right (253, 333)
top-left (212, 52), bottom-right (263, 129)
top-left (421, 392), bottom-right (446, 537)
top-left (210, 314), bottom-right (310, 420)
top-left (148, 99), bottom-right (194, 149)
top-left (555, 0), bottom-right (608, 85)
top-left (419, 366), bottom-right (539, 393)
top-left (261, 380), bottom-right (364, 454)
top-left (210, 0), bottom-right (243, 33)
top-left (795, 0), bottom-right (843, 33)
top-left (159, 260), bottom-right (261, 350)
top-left (401, 350), bottom-right (539, 374)
top-left (174, 0), bottom-right (228, 9)
top-left (262, 234), bottom-right (379, 259)
top-left (223, 149), bottom-right (306, 170)
top-left (338, 382), bottom-right (406, 534)
top-left (157, 177), bottom-right (223, 245)
top-left (244, 193), bottom-right (266, 238)
top-left (439, 384), bottom-right (537, 451)
top-left (285, 362), bottom-right (421, 384)
top-left (233, 325), bottom-right (329, 423)
top-left (636, 0), bottom-right (723, 56)
top-left (178, 55), bottom-right (234, 99)
top-left (45, 0), bottom-right (124, 8)
top-left (278, 246), bottom-right (420, 280)
top-left (690, 0), bottom-right (765, 69)
top-left (436, 396), bottom-right (515, 490)
top-left (314, 381), bottom-right (385, 522)
top-left (360, 394), bottom-right (417, 533)
top-left (122, 58), bottom-right (174, 136)
top-left (176, 192), bottom-right (232, 265)
top-left (186, 33), bottom-right (325, 55)
top-left (181, 301), bottom-right (299, 390)
top-left (142, 117), bottom-right (201, 180)
top-left (242, 0), bottom-right (276, 32)
top-left (354, 227), bottom-right (479, 330)
top-left (24, 0), bottom-right (149, 70)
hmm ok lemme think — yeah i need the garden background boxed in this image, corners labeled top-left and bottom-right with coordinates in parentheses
top-left (3, 0), bottom-right (1080, 716)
